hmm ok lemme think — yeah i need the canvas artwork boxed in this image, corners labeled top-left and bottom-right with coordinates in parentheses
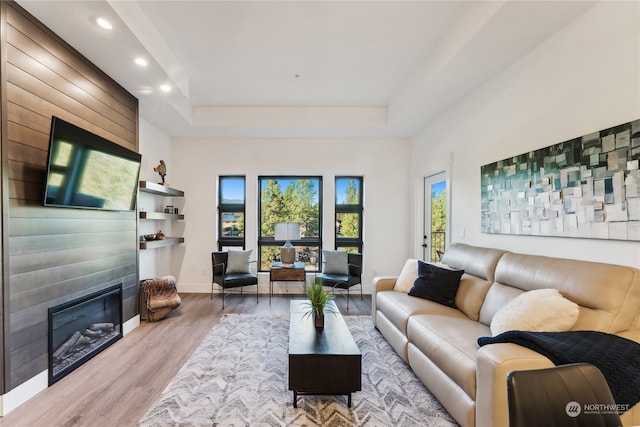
top-left (481, 119), bottom-right (640, 241)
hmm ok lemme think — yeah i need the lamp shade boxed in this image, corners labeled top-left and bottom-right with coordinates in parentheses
top-left (274, 222), bottom-right (300, 241)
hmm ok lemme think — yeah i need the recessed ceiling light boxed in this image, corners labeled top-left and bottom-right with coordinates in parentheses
top-left (134, 57), bottom-right (148, 67)
top-left (160, 84), bottom-right (172, 93)
top-left (96, 17), bottom-right (113, 30)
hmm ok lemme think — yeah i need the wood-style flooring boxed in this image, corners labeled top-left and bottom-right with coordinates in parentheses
top-left (0, 293), bottom-right (372, 427)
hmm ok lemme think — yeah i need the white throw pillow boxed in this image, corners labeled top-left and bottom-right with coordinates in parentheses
top-left (394, 259), bottom-right (418, 293)
top-left (490, 288), bottom-right (579, 336)
top-left (322, 250), bottom-right (349, 275)
top-left (226, 249), bottom-right (253, 274)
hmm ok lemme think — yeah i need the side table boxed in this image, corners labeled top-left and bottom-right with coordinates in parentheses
top-left (270, 262), bottom-right (306, 303)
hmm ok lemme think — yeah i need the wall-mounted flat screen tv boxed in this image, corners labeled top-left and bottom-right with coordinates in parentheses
top-left (43, 116), bottom-right (142, 211)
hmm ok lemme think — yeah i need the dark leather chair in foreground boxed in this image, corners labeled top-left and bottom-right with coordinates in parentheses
top-left (507, 363), bottom-right (622, 427)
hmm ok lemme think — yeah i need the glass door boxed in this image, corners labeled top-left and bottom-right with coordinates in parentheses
top-left (423, 172), bottom-right (447, 262)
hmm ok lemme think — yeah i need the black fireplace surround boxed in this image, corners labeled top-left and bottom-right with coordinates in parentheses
top-left (48, 284), bottom-right (123, 385)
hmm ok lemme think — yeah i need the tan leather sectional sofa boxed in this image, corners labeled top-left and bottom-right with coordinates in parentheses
top-left (372, 242), bottom-right (640, 427)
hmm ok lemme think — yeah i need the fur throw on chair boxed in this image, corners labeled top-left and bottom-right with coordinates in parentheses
top-left (140, 275), bottom-right (181, 321)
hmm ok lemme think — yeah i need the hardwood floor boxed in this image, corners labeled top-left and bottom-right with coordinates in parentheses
top-left (0, 293), bottom-right (372, 427)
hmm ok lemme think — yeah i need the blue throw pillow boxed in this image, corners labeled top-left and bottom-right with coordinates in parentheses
top-left (408, 260), bottom-right (464, 308)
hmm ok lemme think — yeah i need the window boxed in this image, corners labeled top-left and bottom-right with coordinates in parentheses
top-left (218, 176), bottom-right (245, 250)
top-left (335, 177), bottom-right (363, 253)
top-left (258, 176), bottom-right (322, 271)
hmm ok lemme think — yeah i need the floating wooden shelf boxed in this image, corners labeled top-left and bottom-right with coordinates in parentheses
top-left (138, 182), bottom-right (185, 250)
top-left (139, 237), bottom-right (185, 250)
top-left (139, 211), bottom-right (184, 220)
top-left (139, 181), bottom-right (184, 197)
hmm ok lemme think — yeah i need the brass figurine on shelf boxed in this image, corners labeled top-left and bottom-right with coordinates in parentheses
top-left (154, 160), bottom-right (167, 184)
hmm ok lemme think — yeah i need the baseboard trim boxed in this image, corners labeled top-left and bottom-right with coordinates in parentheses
top-left (123, 315), bottom-right (140, 336)
top-left (0, 370), bottom-right (48, 416)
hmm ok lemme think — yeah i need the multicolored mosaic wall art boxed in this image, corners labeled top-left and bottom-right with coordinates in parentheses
top-left (481, 119), bottom-right (640, 241)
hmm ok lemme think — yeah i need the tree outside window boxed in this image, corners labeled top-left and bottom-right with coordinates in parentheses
top-left (430, 180), bottom-right (446, 261)
top-left (218, 176), bottom-right (245, 250)
top-left (336, 177), bottom-right (363, 253)
top-left (258, 176), bottom-right (322, 271)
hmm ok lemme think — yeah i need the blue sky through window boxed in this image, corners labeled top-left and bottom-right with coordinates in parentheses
top-left (432, 180), bottom-right (446, 197)
top-left (221, 177), bottom-right (245, 203)
top-left (336, 178), bottom-right (359, 204)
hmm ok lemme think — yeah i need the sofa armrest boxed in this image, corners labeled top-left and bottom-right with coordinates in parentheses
top-left (373, 276), bottom-right (397, 292)
top-left (476, 343), bottom-right (554, 427)
top-left (371, 276), bottom-right (397, 323)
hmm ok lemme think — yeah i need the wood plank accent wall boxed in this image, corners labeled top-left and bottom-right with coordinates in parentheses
top-left (1, 2), bottom-right (139, 391)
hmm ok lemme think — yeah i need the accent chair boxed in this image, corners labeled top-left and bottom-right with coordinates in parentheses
top-left (211, 250), bottom-right (258, 309)
top-left (315, 251), bottom-right (362, 310)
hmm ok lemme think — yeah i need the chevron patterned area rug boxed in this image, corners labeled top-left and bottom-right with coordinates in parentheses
top-left (138, 314), bottom-right (457, 427)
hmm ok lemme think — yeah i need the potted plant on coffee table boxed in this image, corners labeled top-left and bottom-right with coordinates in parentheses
top-left (303, 279), bottom-right (337, 328)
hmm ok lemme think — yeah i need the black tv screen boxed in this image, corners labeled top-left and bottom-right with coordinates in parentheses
top-left (43, 117), bottom-right (142, 211)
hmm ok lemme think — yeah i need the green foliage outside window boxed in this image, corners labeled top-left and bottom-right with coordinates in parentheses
top-left (335, 177), bottom-right (363, 254)
top-left (338, 180), bottom-right (359, 239)
top-left (261, 179), bottom-right (319, 237)
top-left (260, 177), bottom-right (321, 269)
top-left (431, 182), bottom-right (447, 260)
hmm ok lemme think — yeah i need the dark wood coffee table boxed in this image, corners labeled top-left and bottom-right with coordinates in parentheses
top-left (288, 300), bottom-right (361, 408)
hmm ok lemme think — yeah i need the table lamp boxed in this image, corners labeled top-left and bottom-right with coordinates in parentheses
top-left (274, 222), bottom-right (300, 264)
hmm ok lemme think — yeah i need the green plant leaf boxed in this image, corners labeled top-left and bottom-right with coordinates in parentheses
top-left (303, 283), bottom-right (337, 317)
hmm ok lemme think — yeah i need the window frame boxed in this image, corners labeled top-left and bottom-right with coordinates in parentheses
top-left (335, 176), bottom-right (363, 253)
top-left (217, 175), bottom-right (246, 250)
top-left (257, 175), bottom-right (323, 271)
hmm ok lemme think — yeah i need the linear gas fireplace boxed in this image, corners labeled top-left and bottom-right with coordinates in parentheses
top-left (48, 284), bottom-right (123, 385)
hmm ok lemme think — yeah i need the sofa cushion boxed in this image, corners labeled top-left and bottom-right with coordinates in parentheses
top-left (493, 252), bottom-right (640, 334)
top-left (394, 258), bottom-right (418, 292)
top-left (409, 261), bottom-right (464, 308)
top-left (479, 282), bottom-right (525, 326)
top-left (455, 274), bottom-right (492, 322)
top-left (408, 314), bottom-right (490, 399)
top-left (441, 242), bottom-right (508, 283)
top-left (490, 288), bottom-right (579, 336)
top-left (376, 290), bottom-right (465, 336)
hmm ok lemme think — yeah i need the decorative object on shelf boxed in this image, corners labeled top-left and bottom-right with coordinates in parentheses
top-left (144, 233), bottom-right (157, 241)
top-left (274, 222), bottom-right (300, 265)
top-left (139, 237), bottom-right (184, 250)
top-left (153, 160), bottom-right (167, 185)
top-left (138, 181), bottom-right (185, 250)
top-left (303, 280), bottom-right (336, 329)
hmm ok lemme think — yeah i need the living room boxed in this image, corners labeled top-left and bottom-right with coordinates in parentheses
top-left (0, 0), bottom-right (639, 425)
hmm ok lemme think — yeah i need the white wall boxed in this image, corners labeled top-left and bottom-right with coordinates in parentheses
top-left (165, 137), bottom-right (411, 294)
top-left (411, 1), bottom-right (640, 268)
top-left (138, 118), bottom-right (176, 280)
